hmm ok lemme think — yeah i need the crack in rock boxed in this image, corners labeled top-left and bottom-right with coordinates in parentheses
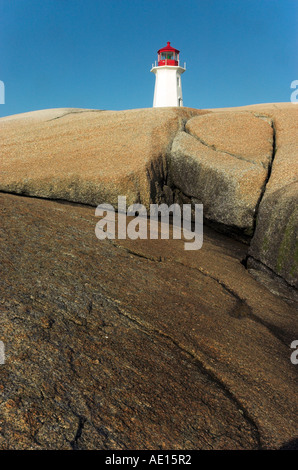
top-left (70, 416), bottom-right (86, 450)
top-left (46, 109), bottom-right (105, 122)
top-left (99, 292), bottom-right (262, 449)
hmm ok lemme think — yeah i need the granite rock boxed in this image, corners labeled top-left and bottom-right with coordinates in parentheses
top-left (0, 193), bottom-right (297, 450)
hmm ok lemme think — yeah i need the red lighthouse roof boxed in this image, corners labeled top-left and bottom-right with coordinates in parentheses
top-left (158, 41), bottom-right (180, 54)
top-left (157, 42), bottom-right (180, 66)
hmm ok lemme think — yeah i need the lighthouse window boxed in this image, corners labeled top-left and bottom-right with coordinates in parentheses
top-left (161, 52), bottom-right (173, 60)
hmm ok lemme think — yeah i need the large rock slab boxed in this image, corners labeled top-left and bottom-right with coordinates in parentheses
top-left (246, 105), bottom-right (298, 286)
top-left (248, 182), bottom-right (298, 287)
top-left (0, 107), bottom-right (203, 209)
top-left (169, 112), bottom-right (274, 235)
top-left (185, 111), bottom-right (273, 164)
top-left (0, 193), bottom-right (297, 450)
top-left (203, 103), bottom-right (297, 286)
top-left (1, 103), bottom-right (296, 287)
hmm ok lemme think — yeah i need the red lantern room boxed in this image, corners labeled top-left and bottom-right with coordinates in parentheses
top-left (157, 41), bottom-right (180, 66)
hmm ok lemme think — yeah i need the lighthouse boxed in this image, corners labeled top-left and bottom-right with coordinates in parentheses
top-left (151, 41), bottom-right (186, 108)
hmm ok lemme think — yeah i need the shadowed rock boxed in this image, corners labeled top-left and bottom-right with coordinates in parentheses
top-left (168, 112), bottom-right (273, 236)
top-left (246, 106), bottom-right (298, 287)
top-left (169, 124), bottom-right (272, 235)
top-left (202, 103), bottom-right (297, 286)
top-left (0, 193), bottom-right (297, 449)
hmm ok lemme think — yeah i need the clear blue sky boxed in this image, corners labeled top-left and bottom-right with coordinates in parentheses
top-left (0, 0), bottom-right (297, 117)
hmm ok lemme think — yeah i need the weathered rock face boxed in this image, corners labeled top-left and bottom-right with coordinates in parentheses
top-left (169, 111), bottom-right (274, 235)
top-left (185, 111), bottom-right (273, 164)
top-left (2, 104), bottom-right (296, 287)
top-left (248, 182), bottom-right (298, 287)
top-left (0, 107), bottom-right (203, 209)
top-left (245, 106), bottom-right (298, 287)
top-left (199, 103), bottom-right (297, 286)
top-left (0, 193), bottom-right (297, 450)
top-left (0, 103), bottom-right (297, 450)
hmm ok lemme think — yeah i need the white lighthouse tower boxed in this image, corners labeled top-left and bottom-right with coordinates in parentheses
top-left (151, 41), bottom-right (186, 107)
